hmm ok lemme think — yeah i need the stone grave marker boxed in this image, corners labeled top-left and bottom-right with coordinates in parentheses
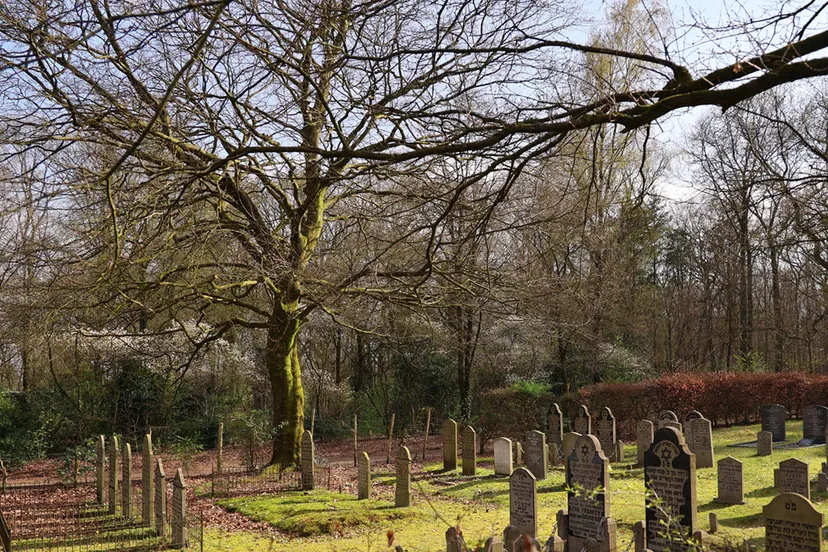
top-left (763, 492), bottom-right (823, 552)
top-left (171, 468), bottom-right (187, 548)
top-left (503, 526), bottom-right (540, 552)
top-left (573, 405), bottom-right (591, 435)
top-left (566, 434), bottom-right (610, 552)
top-left (443, 419), bottom-right (458, 471)
top-left (802, 405), bottom-right (828, 444)
top-left (0, 509), bottom-right (9, 552)
top-left (644, 426), bottom-right (698, 552)
top-left (494, 437), bottom-right (513, 476)
top-left (154, 458), bottom-right (166, 537)
top-left (108, 436), bottom-right (119, 515)
top-left (716, 456), bottom-right (744, 504)
top-left (637, 420), bottom-right (654, 466)
top-left (683, 410), bottom-right (702, 444)
top-left (761, 404), bottom-right (787, 442)
top-left (96, 435), bottom-right (105, 503)
top-left (562, 432), bottom-right (581, 474)
top-left (358, 451), bottom-right (371, 499)
top-left (395, 446), bottom-right (412, 507)
top-left (656, 410), bottom-right (682, 431)
top-left (462, 425), bottom-right (477, 476)
top-left (758, 431), bottom-right (773, 456)
top-left (525, 430), bottom-right (547, 480)
top-left (778, 458), bottom-right (810, 499)
top-left (687, 417), bottom-right (714, 469)
top-left (594, 407), bottom-right (617, 461)
top-left (548, 403), bottom-right (564, 449)
top-left (514, 441), bottom-right (523, 466)
top-left (122, 443), bottom-right (133, 518)
top-left (509, 467), bottom-right (538, 537)
top-left (301, 430), bottom-right (314, 490)
top-left (142, 434), bottom-right (154, 526)
top-left (446, 526), bottom-right (466, 552)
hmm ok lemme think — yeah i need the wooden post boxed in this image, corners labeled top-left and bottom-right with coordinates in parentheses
top-left (387, 413), bottom-right (395, 464)
top-left (353, 414), bottom-right (358, 467)
top-left (422, 408), bottom-right (432, 462)
top-left (217, 422), bottom-right (224, 475)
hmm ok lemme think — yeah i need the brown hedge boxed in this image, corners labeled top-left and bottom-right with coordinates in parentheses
top-left (579, 371), bottom-right (828, 439)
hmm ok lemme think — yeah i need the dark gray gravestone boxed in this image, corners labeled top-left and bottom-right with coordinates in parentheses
top-left (566, 434), bottom-right (610, 552)
top-left (525, 430), bottom-right (547, 480)
top-left (548, 403), bottom-right (564, 448)
top-left (802, 406), bottom-right (828, 444)
top-left (573, 405), bottom-right (591, 435)
top-left (644, 426), bottom-right (698, 552)
top-left (594, 407), bottom-right (617, 462)
top-left (761, 405), bottom-right (787, 442)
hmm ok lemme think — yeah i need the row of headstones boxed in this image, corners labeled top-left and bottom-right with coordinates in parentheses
top-left (501, 426), bottom-right (824, 552)
top-left (94, 434), bottom-right (188, 548)
top-left (760, 403), bottom-right (828, 444)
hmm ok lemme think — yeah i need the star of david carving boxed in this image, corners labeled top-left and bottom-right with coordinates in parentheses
top-left (581, 444), bottom-right (590, 457)
top-left (660, 448), bottom-right (673, 465)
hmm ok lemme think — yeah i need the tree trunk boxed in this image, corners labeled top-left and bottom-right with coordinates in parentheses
top-left (770, 243), bottom-right (785, 371)
top-left (267, 304), bottom-right (305, 467)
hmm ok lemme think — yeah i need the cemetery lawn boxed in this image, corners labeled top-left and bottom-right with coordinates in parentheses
top-left (203, 421), bottom-right (828, 551)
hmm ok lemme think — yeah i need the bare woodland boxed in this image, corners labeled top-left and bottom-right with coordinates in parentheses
top-left (0, 0), bottom-right (827, 465)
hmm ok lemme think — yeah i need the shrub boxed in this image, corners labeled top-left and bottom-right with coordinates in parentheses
top-left (578, 371), bottom-right (828, 439)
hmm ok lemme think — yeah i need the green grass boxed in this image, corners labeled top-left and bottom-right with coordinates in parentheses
top-left (203, 420), bottom-right (828, 551)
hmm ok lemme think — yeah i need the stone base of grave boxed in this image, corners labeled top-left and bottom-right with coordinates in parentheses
top-left (692, 530), bottom-right (710, 551)
top-left (566, 518), bottom-right (617, 552)
top-left (485, 536), bottom-right (505, 552)
top-left (503, 526), bottom-right (540, 552)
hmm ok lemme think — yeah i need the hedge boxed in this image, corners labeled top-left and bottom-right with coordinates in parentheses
top-left (579, 371), bottom-right (828, 440)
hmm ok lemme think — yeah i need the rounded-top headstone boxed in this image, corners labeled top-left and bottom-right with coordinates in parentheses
top-left (573, 405), bottom-right (591, 435)
top-left (644, 426), bottom-right (698, 551)
top-left (566, 434), bottom-right (610, 545)
top-left (684, 410), bottom-right (703, 421)
top-left (763, 493), bottom-right (823, 552)
top-left (509, 467), bottom-right (538, 538)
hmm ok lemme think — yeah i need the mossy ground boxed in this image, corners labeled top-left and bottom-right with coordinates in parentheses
top-left (203, 421), bottom-right (828, 551)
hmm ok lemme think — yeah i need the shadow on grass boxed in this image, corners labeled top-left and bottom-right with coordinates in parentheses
top-left (718, 511), bottom-right (763, 528)
top-left (744, 486), bottom-right (777, 499)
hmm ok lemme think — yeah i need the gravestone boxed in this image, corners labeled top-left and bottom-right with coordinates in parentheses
top-left (122, 443), bottom-right (133, 518)
top-left (358, 451), bottom-right (371, 499)
top-left (514, 441), bottom-right (523, 466)
top-left (462, 425), bottom-right (477, 476)
top-left (154, 458), bottom-right (166, 537)
top-left (594, 407), bottom-right (617, 462)
top-left (761, 404), bottom-right (787, 442)
top-left (763, 493), bottom-right (823, 552)
top-left (395, 446), bottom-right (412, 507)
top-left (802, 405), bottom-right (828, 444)
top-left (446, 526), bottom-right (466, 552)
top-left (566, 434), bottom-right (610, 552)
top-left (644, 426), bottom-right (698, 552)
top-left (525, 430), bottom-right (547, 480)
top-left (683, 410), bottom-right (703, 444)
top-left (686, 417), bottom-right (714, 469)
top-left (757, 431), bottom-right (773, 456)
top-left (504, 526), bottom-right (540, 552)
top-left (778, 458), bottom-right (810, 499)
top-left (509, 467), bottom-right (538, 537)
top-left (494, 437), bottom-right (513, 476)
top-left (0, 510), bottom-right (9, 552)
top-left (716, 456), bottom-right (744, 504)
top-left (637, 420), bottom-right (654, 466)
top-left (443, 419), bottom-right (458, 471)
top-left (656, 410), bottom-right (682, 431)
top-left (142, 434), bottom-right (154, 526)
top-left (96, 435), bottom-right (105, 503)
top-left (548, 403), bottom-right (564, 449)
top-left (171, 469), bottom-right (187, 548)
top-left (573, 405), bottom-right (591, 435)
top-left (301, 430), bottom-right (314, 490)
top-left (616, 440), bottom-right (625, 463)
top-left (108, 436), bottom-right (119, 515)
top-left (563, 432), bottom-right (581, 475)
